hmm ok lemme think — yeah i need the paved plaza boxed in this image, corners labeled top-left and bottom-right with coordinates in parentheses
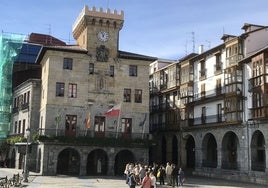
top-left (0, 168), bottom-right (267, 188)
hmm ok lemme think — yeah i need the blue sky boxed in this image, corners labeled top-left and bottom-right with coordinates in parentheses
top-left (1, 0), bottom-right (268, 59)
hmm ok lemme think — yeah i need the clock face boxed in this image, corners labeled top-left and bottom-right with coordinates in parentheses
top-left (98, 31), bottom-right (108, 42)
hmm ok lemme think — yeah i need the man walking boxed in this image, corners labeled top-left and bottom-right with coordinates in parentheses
top-left (165, 162), bottom-right (172, 186)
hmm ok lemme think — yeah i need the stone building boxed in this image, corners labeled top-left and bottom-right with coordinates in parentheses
top-left (9, 6), bottom-right (156, 176)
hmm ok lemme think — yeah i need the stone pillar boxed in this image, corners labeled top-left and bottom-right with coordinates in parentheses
top-left (166, 137), bottom-right (173, 163)
top-left (195, 146), bottom-right (202, 168)
top-left (265, 144), bottom-right (268, 173)
top-left (107, 149), bottom-right (115, 175)
top-left (79, 153), bottom-right (87, 176)
top-left (240, 133), bottom-right (251, 173)
top-left (217, 146), bottom-right (222, 169)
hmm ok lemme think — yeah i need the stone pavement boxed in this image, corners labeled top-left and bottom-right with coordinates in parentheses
top-left (0, 168), bottom-right (267, 188)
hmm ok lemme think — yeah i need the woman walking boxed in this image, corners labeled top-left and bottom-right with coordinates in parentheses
top-left (141, 172), bottom-right (152, 188)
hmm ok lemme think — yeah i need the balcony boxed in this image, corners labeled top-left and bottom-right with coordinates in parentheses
top-left (35, 128), bottom-right (152, 147)
top-left (193, 88), bottom-right (225, 102)
top-left (214, 62), bottom-right (223, 75)
top-left (199, 69), bottom-right (207, 80)
top-left (38, 128), bottom-right (149, 139)
top-left (226, 54), bottom-right (243, 67)
top-left (12, 103), bottom-right (29, 113)
top-left (193, 114), bottom-right (225, 126)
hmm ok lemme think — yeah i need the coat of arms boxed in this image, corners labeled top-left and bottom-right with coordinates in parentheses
top-left (96, 45), bottom-right (109, 62)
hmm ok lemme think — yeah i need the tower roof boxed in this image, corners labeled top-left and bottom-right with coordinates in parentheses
top-left (72, 6), bottom-right (124, 40)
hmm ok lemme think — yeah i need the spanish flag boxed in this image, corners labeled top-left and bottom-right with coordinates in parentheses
top-left (105, 103), bottom-right (121, 117)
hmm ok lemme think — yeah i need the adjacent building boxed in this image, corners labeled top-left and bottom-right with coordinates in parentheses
top-left (149, 23), bottom-right (268, 185)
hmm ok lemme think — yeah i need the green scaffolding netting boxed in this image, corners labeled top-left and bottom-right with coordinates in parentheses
top-left (0, 32), bottom-right (26, 139)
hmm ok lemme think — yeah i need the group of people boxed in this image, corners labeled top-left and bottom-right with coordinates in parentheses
top-left (124, 162), bottom-right (185, 188)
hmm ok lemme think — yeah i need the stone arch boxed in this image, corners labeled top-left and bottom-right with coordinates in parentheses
top-left (185, 135), bottom-right (195, 168)
top-left (251, 130), bottom-right (266, 171)
top-left (114, 149), bottom-right (135, 176)
top-left (222, 131), bottom-right (239, 170)
top-left (172, 135), bottom-right (178, 165)
top-left (87, 149), bottom-right (108, 175)
top-left (56, 147), bottom-right (80, 175)
top-left (202, 133), bottom-right (217, 168)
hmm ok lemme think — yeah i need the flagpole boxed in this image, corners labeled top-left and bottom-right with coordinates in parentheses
top-left (115, 102), bottom-right (122, 138)
top-left (142, 113), bottom-right (147, 139)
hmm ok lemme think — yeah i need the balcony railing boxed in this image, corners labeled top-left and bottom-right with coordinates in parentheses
top-left (38, 128), bottom-right (150, 140)
top-left (214, 62), bottom-right (223, 74)
top-left (199, 69), bottom-right (207, 80)
top-left (194, 114), bottom-right (224, 126)
top-left (194, 87), bottom-right (225, 101)
top-left (12, 103), bottom-right (29, 113)
top-left (226, 54), bottom-right (243, 67)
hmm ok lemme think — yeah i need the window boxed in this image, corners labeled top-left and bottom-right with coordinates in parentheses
top-left (110, 65), bottom-right (114, 77)
top-left (22, 119), bottom-right (26, 135)
top-left (200, 60), bottom-right (206, 78)
top-left (215, 53), bottom-right (222, 71)
top-left (18, 120), bottom-right (21, 134)
top-left (124, 88), bottom-right (131, 102)
top-left (14, 121), bottom-right (17, 134)
top-left (217, 103), bottom-right (222, 122)
top-left (27, 91), bottom-right (30, 104)
top-left (201, 107), bottom-right (206, 124)
top-left (201, 83), bottom-right (206, 99)
top-left (216, 79), bottom-right (222, 95)
top-left (65, 115), bottom-right (77, 133)
top-left (68, 83), bottom-right (77, 98)
top-left (63, 58), bottom-right (73, 70)
top-left (89, 63), bottom-right (94, 74)
top-left (135, 89), bottom-right (142, 103)
top-left (129, 65), bottom-right (137, 76)
top-left (56, 82), bottom-right (65, 97)
top-left (23, 93), bottom-right (27, 104)
top-left (94, 116), bottom-right (105, 132)
top-left (121, 118), bottom-right (132, 134)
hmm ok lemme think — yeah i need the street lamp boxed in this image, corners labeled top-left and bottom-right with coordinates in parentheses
top-left (23, 128), bottom-right (30, 182)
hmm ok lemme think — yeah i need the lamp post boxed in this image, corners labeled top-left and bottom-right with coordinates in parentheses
top-left (23, 128), bottom-right (30, 182)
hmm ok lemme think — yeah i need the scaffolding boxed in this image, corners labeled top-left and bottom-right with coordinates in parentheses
top-left (0, 32), bottom-right (25, 139)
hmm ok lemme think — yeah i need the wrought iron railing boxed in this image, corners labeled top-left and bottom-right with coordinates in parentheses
top-left (37, 128), bottom-right (150, 140)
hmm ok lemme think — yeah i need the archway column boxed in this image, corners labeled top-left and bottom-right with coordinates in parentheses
top-left (265, 144), bottom-right (268, 173)
top-left (107, 151), bottom-right (115, 175)
top-left (195, 145), bottom-right (202, 168)
top-left (239, 137), bottom-right (250, 172)
top-left (217, 146), bottom-right (222, 169)
top-left (80, 153), bottom-right (87, 176)
top-left (166, 136), bottom-right (173, 163)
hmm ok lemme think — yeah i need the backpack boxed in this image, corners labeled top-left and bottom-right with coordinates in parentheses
top-left (128, 174), bottom-right (136, 186)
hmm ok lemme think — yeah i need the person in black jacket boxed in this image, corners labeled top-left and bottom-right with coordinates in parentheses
top-left (171, 164), bottom-right (178, 187)
top-left (158, 165), bottom-right (166, 185)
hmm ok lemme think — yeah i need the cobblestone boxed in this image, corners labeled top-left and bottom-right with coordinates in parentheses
top-left (0, 168), bottom-right (267, 188)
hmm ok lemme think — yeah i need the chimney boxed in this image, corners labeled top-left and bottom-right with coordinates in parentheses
top-left (199, 45), bottom-right (204, 54)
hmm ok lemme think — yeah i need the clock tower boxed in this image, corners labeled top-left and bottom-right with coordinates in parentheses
top-left (72, 6), bottom-right (124, 60)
